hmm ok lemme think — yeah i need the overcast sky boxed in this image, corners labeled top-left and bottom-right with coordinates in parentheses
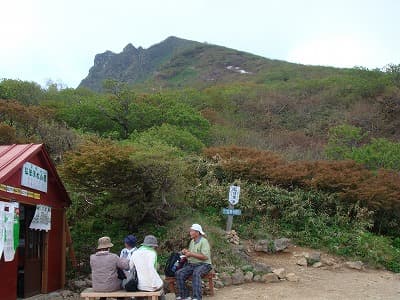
top-left (1, 0), bottom-right (399, 88)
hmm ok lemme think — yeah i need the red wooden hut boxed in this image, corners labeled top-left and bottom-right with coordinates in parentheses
top-left (0, 144), bottom-right (71, 299)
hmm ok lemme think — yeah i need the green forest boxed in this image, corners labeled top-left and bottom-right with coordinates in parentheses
top-left (1, 59), bottom-right (400, 276)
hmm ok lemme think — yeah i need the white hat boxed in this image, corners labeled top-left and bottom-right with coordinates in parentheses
top-left (190, 223), bottom-right (205, 235)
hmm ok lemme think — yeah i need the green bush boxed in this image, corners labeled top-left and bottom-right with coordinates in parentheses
top-left (326, 125), bottom-right (400, 171)
top-left (130, 124), bottom-right (205, 153)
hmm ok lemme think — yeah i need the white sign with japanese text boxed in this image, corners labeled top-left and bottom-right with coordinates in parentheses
top-left (21, 162), bottom-right (48, 193)
top-left (228, 185), bottom-right (240, 205)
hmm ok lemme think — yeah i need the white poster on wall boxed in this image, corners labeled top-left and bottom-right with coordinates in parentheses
top-left (0, 202), bottom-right (5, 259)
top-left (3, 202), bottom-right (19, 262)
top-left (29, 205), bottom-right (51, 231)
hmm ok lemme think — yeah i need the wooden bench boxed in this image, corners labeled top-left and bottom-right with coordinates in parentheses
top-left (80, 287), bottom-right (163, 300)
top-left (165, 272), bottom-right (215, 296)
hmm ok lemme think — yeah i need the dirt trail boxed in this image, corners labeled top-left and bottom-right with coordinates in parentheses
top-left (203, 245), bottom-right (400, 300)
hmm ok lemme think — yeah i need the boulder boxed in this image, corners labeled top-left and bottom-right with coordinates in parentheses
top-left (231, 269), bottom-right (245, 285)
top-left (273, 238), bottom-right (291, 252)
top-left (262, 273), bottom-right (280, 283)
top-left (345, 261), bottom-right (364, 270)
top-left (312, 262), bottom-right (323, 268)
top-left (272, 268), bottom-right (286, 279)
top-left (321, 257), bottom-right (336, 266)
top-left (214, 280), bottom-right (224, 288)
top-left (296, 257), bottom-right (308, 266)
top-left (254, 239), bottom-right (271, 252)
top-left (219, 272), bottom-right (233, 286)
top-left (244, 271), bottom-right (254, 282)
top-left (306, 252), bottom-right (321, 265)
top-left (253, 261), bottom-right (272, 273)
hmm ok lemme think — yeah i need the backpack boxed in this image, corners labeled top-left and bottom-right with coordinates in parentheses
top-left (164, 252), bottom-right (187, 277)
top-left (124, 266), bottom-right (139, 292)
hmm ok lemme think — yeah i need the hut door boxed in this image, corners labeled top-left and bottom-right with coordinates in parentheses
top-left (22, 205), bottom-right (43, 298)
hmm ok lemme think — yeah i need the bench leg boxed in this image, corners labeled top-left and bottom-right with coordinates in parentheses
top-left (208, 278), bottom-right (214, 296)
top-left (168, 280), bottom-right (176, 294)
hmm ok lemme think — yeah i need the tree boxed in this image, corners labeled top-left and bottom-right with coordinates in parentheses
top-left (326, 124), bottom-right (400, 171)
top-left (0, 79), bottom-right (44, 105)
top-left (325, 124), bottom-right (365, 160)
top-left (0, 99), bottom-right (53, 141)
top-left (131, 123), bottom-right (205, 153)
top-left (0, 99), bottom-right (77, 160)
top-left (349, 138), bottom-right (400, 171)
top-left (0, 123), bottom-right (17, 144)
top-left (383, 64), bottom-right (400, 87)
top-left (60, 138), bottom-right (192, 226)
top-left (101, 80), bottom-right (137, 139)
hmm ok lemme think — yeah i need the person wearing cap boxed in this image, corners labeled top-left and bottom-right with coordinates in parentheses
top-left (128, 235), bottom-right (164, 294)
top-left (120, 234), bottom-right (137, 260)
top-left (119, 234), bottom-right (138, 277)
top-left (90, 236), bottom-right (129, 292)
top-left (175, 224), bottom-right (212, 300)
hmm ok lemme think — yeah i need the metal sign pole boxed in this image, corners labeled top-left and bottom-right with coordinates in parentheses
top-left (225, 203), bottom-right (234, 232)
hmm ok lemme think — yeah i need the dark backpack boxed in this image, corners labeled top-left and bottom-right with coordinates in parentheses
top-left (164, 252), bottom-right (186, 277)
top-left (124, 267), bottom-right (139, 292)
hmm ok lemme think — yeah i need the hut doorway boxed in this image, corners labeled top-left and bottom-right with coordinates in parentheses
top-left (17, 204), bottom-right (44, 298)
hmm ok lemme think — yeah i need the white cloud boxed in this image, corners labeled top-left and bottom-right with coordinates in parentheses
top-left (286, 35), bottom-right (387, 69)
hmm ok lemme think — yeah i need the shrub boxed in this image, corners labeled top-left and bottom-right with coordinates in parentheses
top-left (130, 124), bottom-right (205, 153)
top-left (203, 145), bottom-right (400, 236)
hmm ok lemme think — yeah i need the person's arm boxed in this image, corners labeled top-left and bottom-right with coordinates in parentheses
top-left (117, 256), bottom-right (129, 270)
top-left (182, 248), bottom-right (208, 261)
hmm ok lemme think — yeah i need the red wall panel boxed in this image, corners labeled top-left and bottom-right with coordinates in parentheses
top-left (47, 208), bottom-right (63, 292)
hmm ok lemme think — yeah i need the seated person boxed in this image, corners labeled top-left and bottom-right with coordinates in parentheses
top-left (175, 224), bottom-right (212, 300)
top-left (120, 234), bottom-right (138, 260)
top-left (120, 234), bottom-right (137, 277)
top-left (129, 235), bottom-right (164, 293)
top-left (90, 236), bottom-right (129, 292)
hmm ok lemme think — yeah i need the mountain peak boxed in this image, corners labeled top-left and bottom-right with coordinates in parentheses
top-left (79, 36), bottom-right (200, 91)
top-left (123, 43), bottom-right (137, 52)
top-left (78, 36), bottom-right (284, 91)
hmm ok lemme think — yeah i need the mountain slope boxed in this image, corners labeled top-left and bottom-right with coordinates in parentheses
top-left (79, 36), bottom-right (356, 92)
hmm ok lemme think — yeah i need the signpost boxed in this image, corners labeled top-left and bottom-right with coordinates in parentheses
top-left (225, 185), bottom-right (240, 232)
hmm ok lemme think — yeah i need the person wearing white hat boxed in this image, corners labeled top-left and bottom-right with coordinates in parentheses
top-left (176, 224), bottom-right (212, 300)
top-left (90, 236), bottom-right (129, 292)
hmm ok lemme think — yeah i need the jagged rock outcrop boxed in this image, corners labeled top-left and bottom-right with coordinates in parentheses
top-left (79, 36), bottom-right (200, 91)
